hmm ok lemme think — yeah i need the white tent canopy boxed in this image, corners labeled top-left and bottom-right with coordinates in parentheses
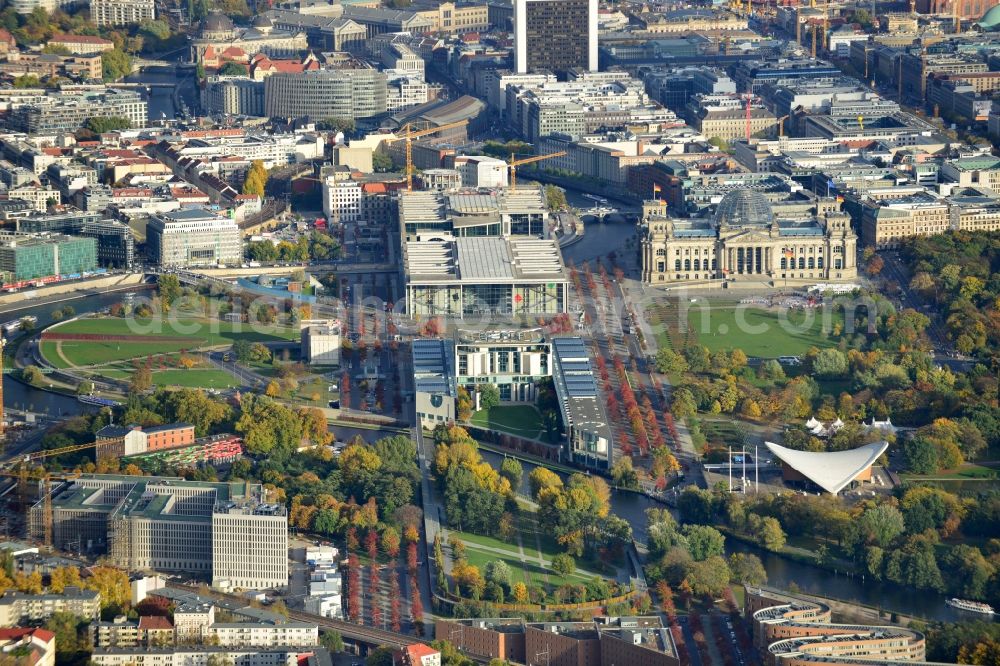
top-left (764, 440), bottom-right (888, 494)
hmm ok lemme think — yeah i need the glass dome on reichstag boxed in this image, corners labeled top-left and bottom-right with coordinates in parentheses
top-left (714, 190), bottom-right (775, 228)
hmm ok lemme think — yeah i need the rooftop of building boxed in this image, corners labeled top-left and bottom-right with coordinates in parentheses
top-left (412, 338), bottom-right (456, 397)
top-left (527, 621), bottom-right (599, 640)
top-left (764, 440), bottom-right (889, 494)
top-left (0, 586), bottom-right (99, 604)
top-left (550, 337), bottom-right (612, 445)
top-left (945, 156), bottom-right (1000, 171)
top-left (404, 236), bottom-right (564, 285)
top-left (46, 475), bottom-right (272, 521)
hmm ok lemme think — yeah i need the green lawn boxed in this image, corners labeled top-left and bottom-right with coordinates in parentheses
top-left (470, 405), bottom-right (544, 438)
top-left (49, 340), bottom-right (197, 368)
top-left (450, 508), bottom-right (612, 598)
top-left (691, 306), bottom-right (841, 357)
top-left (152, 369), bottom-right (237, 388)
top-left (42, 316), bottom-right (297, 368)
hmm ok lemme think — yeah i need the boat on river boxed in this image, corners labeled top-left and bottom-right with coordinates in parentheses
top-left (946, 598), bottom-right (995, 615)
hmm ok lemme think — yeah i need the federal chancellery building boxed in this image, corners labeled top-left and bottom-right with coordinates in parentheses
top-left (640, 190), bottom-right (858, 285)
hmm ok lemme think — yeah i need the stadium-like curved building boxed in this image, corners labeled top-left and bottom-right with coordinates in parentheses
top-left (745, 586), bottom-right (945, 666)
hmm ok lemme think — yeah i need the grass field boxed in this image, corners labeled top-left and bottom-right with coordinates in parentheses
top-left (689, 306), bottom-right (841, 357)
top-left (41, 316), bottom-right (297, 368)
top-left (470, 405), bottom-right (544, 438)
top-left (450, 510), bottom-right (612, 596)
top-left (152, 369), bottom-right (237, 388)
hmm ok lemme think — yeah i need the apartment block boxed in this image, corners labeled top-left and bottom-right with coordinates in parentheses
top-left (91, 0), bottom-right (155, 26)
top-left (0, 588), bottom-right (100, 626)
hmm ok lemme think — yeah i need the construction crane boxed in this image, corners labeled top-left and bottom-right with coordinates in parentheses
top-left (0, 466), bottom-right (74, 552)
top-left (778, 114), bottom-right (790, 137)
top-left (823, 0), bottom-right (829, 53)
top-left (745, 94), bottom-right (753, 142)
top-left (384, 120), bottom-right (469, 191)
top-left (508, 151), bottom-right (567, 190)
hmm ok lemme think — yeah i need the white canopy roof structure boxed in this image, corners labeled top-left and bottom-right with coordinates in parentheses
top-left (765, 440), bottom-right (889, 494)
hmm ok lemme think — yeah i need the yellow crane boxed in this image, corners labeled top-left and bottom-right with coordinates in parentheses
top-left (508, 151), bottom-right (567, 190)
top-left (778, 114), bottom-right (790, 137)
top-left (385, 119), bottom-right (470, 191)
top-left (0, 467), bottom-right (77, 552)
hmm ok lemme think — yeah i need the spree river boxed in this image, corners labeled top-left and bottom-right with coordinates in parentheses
top-left (4, 289), bottom-right (984, 625)
top-left (478, 449), bottom-right (988, 625)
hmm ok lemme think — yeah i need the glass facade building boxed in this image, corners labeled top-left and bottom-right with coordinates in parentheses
top-left (0, 233), bottom-right (97, 281)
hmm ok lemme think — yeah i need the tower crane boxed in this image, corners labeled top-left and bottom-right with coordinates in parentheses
top-left (384, 119), bottom-right (470, 191)
top-left (507, 151), bottom-right (567, 190)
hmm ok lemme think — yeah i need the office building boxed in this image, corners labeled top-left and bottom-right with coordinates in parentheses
top-left (202, 78), bottom-right (265, 117)
top-left (404, 236), bottom-right (566, 317)
top-left (146, 208), bottom-right (242, 268)
top-left (300, 320), bottom-right (341, 366)
top-left (386, 74), bottom-right (430, 113)
top-left (91, 0), bottom-right (156, 26)
top-left (30, 475), bottom-right (287, 590)
top-left (0, 588), bottom-right (101, 626)
top-left (514, 0), bottom-right (598, 74)
top-left (6, 90), bottom-right (147, 133)
top-left (263, 68), bottom-right (387, 120)
top-left (455, 330), bottom-right (550, 402)
top-left (551, 337), bottom-right (612, 470)
top-left (746, 586), bottom-right (928, 666)
top-left (940, 156), bottom-right (1000, 188)
top-left (505, 73), bottom-right (673, 142)
top-left (0, 232), bottom-right (97, 282)
top-left (398, 189), bottom-right (549, 241)
top-left (413, 338), bottom-right (457, 429)
top-left (858, 190), bottom-right (950, 248)
top-left (17, 214), bottom-right (136, 269)
top-left (641, 191), bottom-right (858, 285)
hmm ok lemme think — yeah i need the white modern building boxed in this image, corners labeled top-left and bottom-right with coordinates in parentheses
top-left (211, 501), bottom-right (288, 590)
top-left (146, 208), bottom-right (242, 268)
top-left (454, 155), bottom-right (508, 189)
top-left (455, 330), bottom-right (551, 402)
top-left (300, 319), bottom-right (341, 366)
top-left (322, 179), bottom-right (363, 224)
